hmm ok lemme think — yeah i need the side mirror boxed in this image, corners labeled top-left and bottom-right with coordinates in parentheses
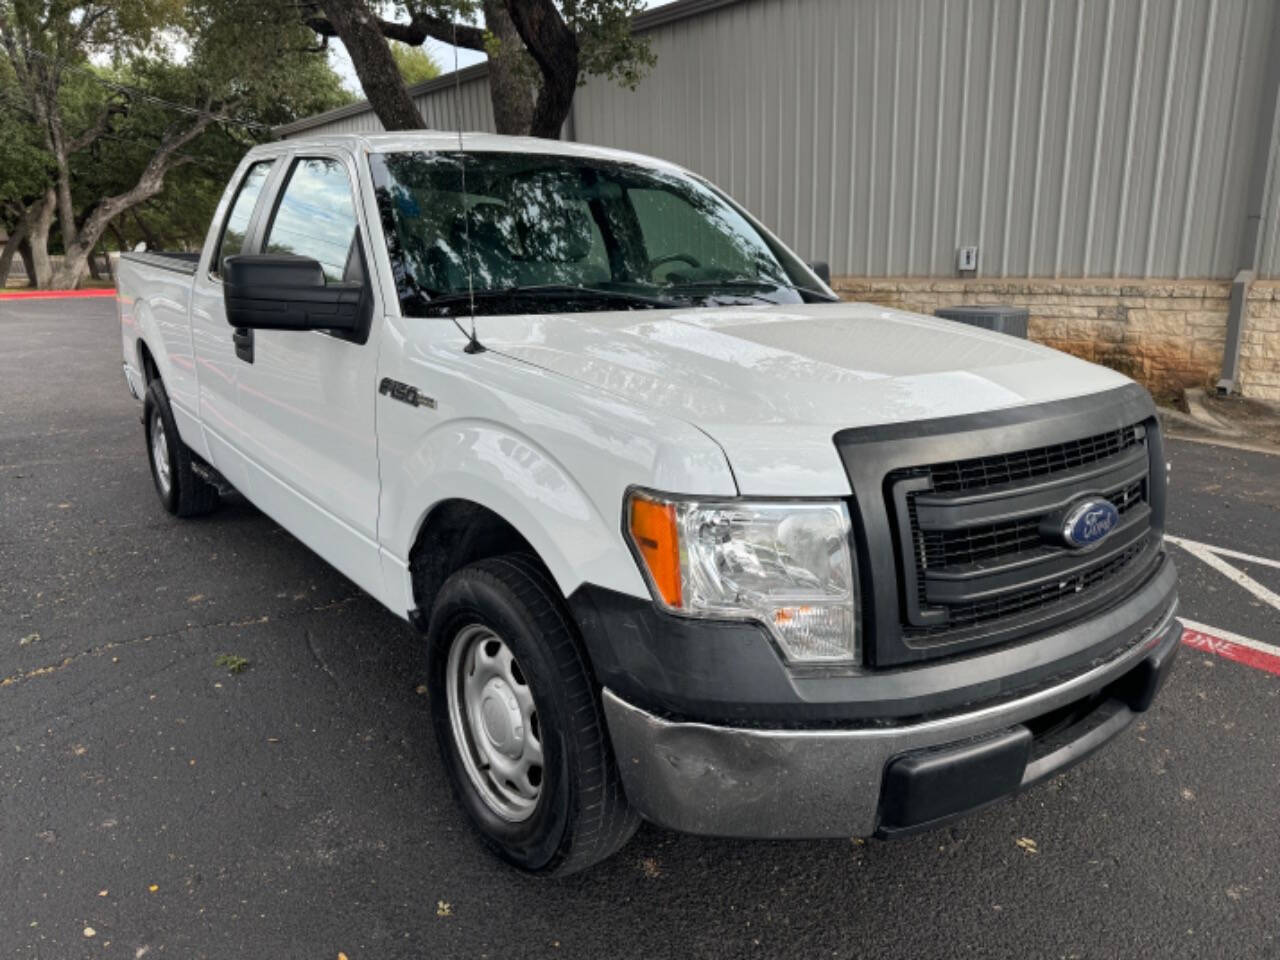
top-left (807, 261), bottom-right (832, 286)
top-left (223, 255), bottom-right (362, 332)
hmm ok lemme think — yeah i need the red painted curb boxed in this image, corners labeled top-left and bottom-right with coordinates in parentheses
top-left (1182, 627), bottom-right (1280, 677)
top-left (0, 288), bottom-right (116, 300)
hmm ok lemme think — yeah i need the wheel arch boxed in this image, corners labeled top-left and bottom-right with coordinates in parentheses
top-left (137, 339), bottom-right (161, 385)
top-left (408, 498), bottom-right (555, 616)
top-left (383, 417), bottom-right (655, 623)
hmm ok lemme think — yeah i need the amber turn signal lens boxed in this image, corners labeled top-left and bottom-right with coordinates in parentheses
top-left (628, 495), bottom-right (682, 607)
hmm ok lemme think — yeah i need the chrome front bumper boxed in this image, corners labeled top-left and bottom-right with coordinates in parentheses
top-left (603, 601), bottom-right (1181, 839)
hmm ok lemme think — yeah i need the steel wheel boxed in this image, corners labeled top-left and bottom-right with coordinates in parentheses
top-left (150, 407), bottom-right (172, 496)
top-left (446, 623), bottom-right (543, 823)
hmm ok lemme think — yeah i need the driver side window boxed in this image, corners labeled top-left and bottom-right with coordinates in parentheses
top-left (263, 157), bottom-right (359, 283)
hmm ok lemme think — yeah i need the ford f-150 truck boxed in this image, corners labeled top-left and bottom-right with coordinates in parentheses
top-left (117, 132), bottom-right (1180, 876)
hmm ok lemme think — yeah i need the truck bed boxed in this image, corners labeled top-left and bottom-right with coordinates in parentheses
top-left (120, 251), bottom-right (200, 276)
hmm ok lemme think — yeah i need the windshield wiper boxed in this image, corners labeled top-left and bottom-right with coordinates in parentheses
top-left (421, 284), bottom-right (683, 313)
top-left (664, 278), bottom-right (839, 302)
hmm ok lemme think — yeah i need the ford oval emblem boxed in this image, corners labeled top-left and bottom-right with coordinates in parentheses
top-left (1061, 498), bottom-right (1120, 548)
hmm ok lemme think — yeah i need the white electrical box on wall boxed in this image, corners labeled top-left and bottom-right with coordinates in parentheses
top-left (957, 246), bottom-right (978, 272)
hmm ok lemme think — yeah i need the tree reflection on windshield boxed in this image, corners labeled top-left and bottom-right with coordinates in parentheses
top-left (369, 151), bottom-right (831, 316)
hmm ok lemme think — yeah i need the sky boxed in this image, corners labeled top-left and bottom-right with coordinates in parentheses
top-left (328, 36), bottom-right (485, 93)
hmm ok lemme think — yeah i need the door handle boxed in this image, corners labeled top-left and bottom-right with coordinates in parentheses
top-left (232, 327), bottom-right (254, 364)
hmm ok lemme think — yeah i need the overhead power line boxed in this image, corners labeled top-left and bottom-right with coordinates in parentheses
top-left (17, 47), bottom-right (274, 131)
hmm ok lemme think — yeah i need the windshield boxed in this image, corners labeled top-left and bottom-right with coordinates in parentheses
top-left (368, 151), bottom-right (833, 317)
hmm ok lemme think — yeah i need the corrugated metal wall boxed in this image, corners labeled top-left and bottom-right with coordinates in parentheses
top-left (290, 69), bottom-right (493, 135)
top-left (282, 0), bottom-right (1280, 280)
top-left (414, 73), bottom-right (495, 131)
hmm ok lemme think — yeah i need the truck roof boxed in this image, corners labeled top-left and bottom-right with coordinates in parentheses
top-left (261, 131), bottom-right (688, 176)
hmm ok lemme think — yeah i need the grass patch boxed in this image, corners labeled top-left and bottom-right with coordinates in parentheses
top-left (215, 653), bottom-right (250, 675)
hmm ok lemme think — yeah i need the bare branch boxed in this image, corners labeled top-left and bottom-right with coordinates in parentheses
top-left (302, 3), bottom-right (487, 52)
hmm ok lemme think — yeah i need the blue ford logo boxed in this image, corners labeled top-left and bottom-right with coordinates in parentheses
top-left (1061, 498), bottom-right (1120, 548)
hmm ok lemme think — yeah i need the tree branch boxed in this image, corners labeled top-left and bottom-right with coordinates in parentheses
top-left (309, 1), bottom-right (426, 130)
top-left (71, 107), bottom-right (221, 259)
top-left (67, 98), bottom-right (129, 153)
top-left (503, 0), bottom-right (579, 138)
top-left (302, 3), bottom-right (487, 52)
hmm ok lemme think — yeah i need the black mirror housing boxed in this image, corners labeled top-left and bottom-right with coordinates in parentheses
top-left (808, 261), bottom-right (832, 286)
top-left (223, 255), bottom-right (362, 332)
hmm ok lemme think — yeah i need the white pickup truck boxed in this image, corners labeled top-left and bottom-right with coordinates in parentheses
top-left (118, 132), bottom-right (1180, 875)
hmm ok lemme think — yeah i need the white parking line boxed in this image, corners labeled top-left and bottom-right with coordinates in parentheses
top-left (1166, 535), bottom-right (1280, 675)
top-left (1166, 536), bottom-right (1280, 614)
top-left (1165, 537), bottom-right (1280, 572)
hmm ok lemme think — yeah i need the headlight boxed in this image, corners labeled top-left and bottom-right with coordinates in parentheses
top-left (626, 490), bottom-right (859, 663)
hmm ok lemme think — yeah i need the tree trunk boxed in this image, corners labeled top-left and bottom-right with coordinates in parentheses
top-left (133, 209), bottom-right (159, 250)
top-left (27, 189), bottom-right (56, 289)
top-left (0, 214), bottom-right (31, 287)
top-left (18, 238), bottom-right (36, 288)
top-left (51, 248), bottom-right (91, 289)
top-left (503, 0), bottom-right (580, 139)
top-left (482, 0), bottom-right (536, 135)
top-left (319, 0), bottom-right (426, 131)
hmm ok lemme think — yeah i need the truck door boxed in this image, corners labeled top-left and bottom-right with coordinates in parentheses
top-left (189, 155), bottom-right (281, 492)
top-left (231, 152), bottom-right (385, 597)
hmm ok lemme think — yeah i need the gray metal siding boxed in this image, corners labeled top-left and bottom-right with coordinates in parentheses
top-left (414, 74), bottom-right (495, 131)
top-left (282, 0), bottom-right (1280, 279)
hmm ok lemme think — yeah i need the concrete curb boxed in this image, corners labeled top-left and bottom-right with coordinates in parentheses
top-left (0, 288), bottom-right (116, 300)
top-left (1182, 388), bottom-right (1244, 437)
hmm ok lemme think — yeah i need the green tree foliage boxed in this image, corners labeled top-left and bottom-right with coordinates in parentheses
top-left (390, 39), bottom-right (441, 85)
top-left (305, 1), bottom-right (654, 139)
top-left (0, 0), bottom-right (353, 287)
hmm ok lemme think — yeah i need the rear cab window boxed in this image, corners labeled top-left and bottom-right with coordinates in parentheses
top-left (212, 160), bottom-right (274, 278)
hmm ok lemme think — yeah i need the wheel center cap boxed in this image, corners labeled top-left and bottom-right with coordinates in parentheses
top-left (479, 677), bottom-right (523, 758)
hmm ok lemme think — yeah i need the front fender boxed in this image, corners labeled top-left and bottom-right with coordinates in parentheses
top-left (376, 320), bottom-right (738, 616)
top-left (383, 418), bottom-right (653, 603)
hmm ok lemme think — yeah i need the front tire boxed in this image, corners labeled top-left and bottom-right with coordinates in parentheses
top-left (143, 380), bottom-right (219, 517)
top-left (426, 555), bottom-right (639, 876)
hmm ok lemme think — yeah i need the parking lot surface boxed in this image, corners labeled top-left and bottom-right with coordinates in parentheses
top-left (3, 298), bottom-right (1278, 959)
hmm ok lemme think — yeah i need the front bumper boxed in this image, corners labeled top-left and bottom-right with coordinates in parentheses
top-left (602, 602), bottom-right (1180, 839)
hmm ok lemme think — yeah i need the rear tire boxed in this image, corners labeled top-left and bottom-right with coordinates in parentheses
top-left (143, 380), bottom-right (219, 518)
top-left (426, 554), bottom-right (639, 876)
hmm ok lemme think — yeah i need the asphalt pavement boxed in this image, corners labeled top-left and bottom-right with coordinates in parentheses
top-left (2, 297), bottom-right (1278, 960)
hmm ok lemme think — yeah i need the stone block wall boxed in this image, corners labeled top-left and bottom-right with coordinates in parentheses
top-left (831, 277), bottom-right (1280, 403)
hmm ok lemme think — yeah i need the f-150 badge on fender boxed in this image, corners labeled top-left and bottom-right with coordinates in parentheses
top-left (379, 377), bottom-right (436, 409)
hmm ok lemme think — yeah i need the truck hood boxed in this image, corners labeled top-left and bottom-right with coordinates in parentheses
top-left (480, 301), bottom-right (1131, 496)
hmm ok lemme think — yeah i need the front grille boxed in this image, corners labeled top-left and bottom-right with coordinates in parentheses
top-left (907, 537), bottom-right (1151, 638)
top-left (918, 477), bottom-right (1146, 571)
top-left (887, 421), bottom-right (1159, 650)
top-left (922, 424), bottom-right (1143, 493)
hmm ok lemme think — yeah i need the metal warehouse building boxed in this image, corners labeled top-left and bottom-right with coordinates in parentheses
top-left (277, 0), bottom-right (1280, 401)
